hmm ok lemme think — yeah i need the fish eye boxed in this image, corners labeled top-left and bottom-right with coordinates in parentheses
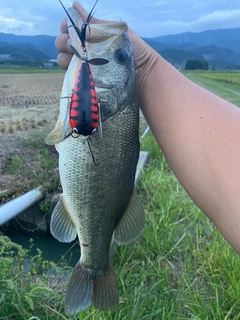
top-left (114, 48), bottom-right (129, 64)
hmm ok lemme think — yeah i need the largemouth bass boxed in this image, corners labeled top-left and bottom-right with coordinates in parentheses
top-left (45, 6), bottom-right (144, 315)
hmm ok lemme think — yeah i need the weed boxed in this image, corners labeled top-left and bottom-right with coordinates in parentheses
top-left (3, 155), bottom-right (24, 175)
top-left (42, 149), bottom-right (57, 170)
top-left (39, 201), bottom-right (51, 214)
top-left (0, 234), bottom-right (65, 319)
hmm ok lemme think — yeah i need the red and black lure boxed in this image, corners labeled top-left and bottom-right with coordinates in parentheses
top-left (69, 60), bottom-right (99, 137)
top-left (59, 0), bottom-right (109, 164)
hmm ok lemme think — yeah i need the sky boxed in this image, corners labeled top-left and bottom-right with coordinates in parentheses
top-left (1, 0), bottom-right (240, 38)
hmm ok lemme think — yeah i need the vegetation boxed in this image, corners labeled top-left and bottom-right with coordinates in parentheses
top-left (0, 33), bottom-right (58, 59)
top-left (0, 45), bottom-right (50, 60)
top-left (183, 70), bottom-right (240, 107)
top-left (185, 60), bottom-right (208, 70)
top-left (0, 66), bottom-right (64, 74)
top-left (186, 71), bottom-right (240, 84)
top-left (160, 49), bottom-right (205, 69)
top-left (0, 235), bottom-right (66, 319)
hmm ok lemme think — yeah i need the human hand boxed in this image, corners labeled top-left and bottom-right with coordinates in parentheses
top-left (55, 1), bottom-right (159, 90)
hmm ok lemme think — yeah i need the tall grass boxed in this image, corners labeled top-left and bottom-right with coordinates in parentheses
top-left (1, 134), bottom-right (239, 319)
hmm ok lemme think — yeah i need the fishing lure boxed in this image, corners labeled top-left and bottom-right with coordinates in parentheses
top-left (59, 0), bottom-right (109, 164)
top-left (69, 61), bottom-right (99, 136)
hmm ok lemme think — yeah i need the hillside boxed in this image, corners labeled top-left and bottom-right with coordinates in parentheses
top-left (1, 27), bottom-right (240, 69)
top-left (143, 27), bottom-right (240, 69)
top-left (159, 49), bottom-right (206, 68)
top-left (149, 28), bottom-right (240, 54)
top-left (0, 43), bottom-right (50, 60)
top-left (0, 33), bottom-right (58, 59)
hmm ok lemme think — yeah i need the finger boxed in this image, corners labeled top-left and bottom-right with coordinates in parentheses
top-left (72, 1), bottom-right (114, 24)
top-left (57, 53), bottom-right (73, 70)
top-left (72, 1), bottom-right (88, 22)
top-left (55, 33), bottom-right (72, 53)
top-left (60, 17), bottom-right (68, 33)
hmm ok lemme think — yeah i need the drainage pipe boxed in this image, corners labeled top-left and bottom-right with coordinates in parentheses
top-left (0, 186), bottom-right (45, 226)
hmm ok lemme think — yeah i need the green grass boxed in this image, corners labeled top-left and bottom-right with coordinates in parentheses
top-left (1, 70), bottom-right (240, 318)
top-left (189, 71), bottom-right (240, 85)
top-left (183, 70), bottom-right (240, 107)
top-left (0, 67), bottom-right (65, 74)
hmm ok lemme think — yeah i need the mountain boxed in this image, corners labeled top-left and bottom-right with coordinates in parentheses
top-left (0, 43), bottom-right (50, 60)
top-left (149, 28), bottom-right (240, 54)
top-left (192, 45), bottom-right (240, 69)
top-left (0, 27), bottom-right (240, 68)
top-left (159, 49), bottom-right (206, 68)
top-left (0, 33), bottom-right (58, 59)
top-left (143, 27), bottom-right (240, 69)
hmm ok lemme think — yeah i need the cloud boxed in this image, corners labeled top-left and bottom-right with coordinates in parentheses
top-left (1, 1), bottom-right (240, 37)
top-left (192, 9), bottom-right (240, 31)
top-left (0, 15), bottom-right (34, 34)
top-left (133, 8), bottom-right (240, 37)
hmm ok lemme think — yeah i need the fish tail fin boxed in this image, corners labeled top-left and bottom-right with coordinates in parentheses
top-left (65, 263), bottom-right (119, 315)
top-left (92, 264), bottom-right (119, 311)
top-left (65, 263), bottom-right (93, 315)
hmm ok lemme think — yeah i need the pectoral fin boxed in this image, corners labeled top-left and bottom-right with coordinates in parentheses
top-left (50, 194), bottom-right (77, 243)
top-left (45, 121), bottom-right (72, 145)
top-left (114, 189), bottom-right (145, 245)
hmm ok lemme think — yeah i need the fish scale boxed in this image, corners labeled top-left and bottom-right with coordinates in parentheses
top-left (45, 5), bottom-right (145, 315)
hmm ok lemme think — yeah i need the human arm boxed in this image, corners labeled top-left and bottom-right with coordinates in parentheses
top-left (55, 1), bottom-right (240, 254)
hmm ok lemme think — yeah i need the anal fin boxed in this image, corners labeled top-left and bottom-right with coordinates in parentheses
top-left (50, 194), bottom-right (77, 242)
top-left (114, 188), bottom-right (145, 245)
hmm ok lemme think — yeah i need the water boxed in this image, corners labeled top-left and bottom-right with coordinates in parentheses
top-left (4, 230), bottom-right (80, 267)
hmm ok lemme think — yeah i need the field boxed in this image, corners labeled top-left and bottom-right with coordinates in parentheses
top-left (186, 71), bottom-right (240, 85)
top-left (182, 70), bottom-right (240, 107)
top-left (0, 70), bottom-right (240, 319)
top-left (0, 72), bottom-right (65, 200)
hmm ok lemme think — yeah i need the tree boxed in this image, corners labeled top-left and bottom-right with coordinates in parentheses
top-left (185, 60), bottom-right (209, 70)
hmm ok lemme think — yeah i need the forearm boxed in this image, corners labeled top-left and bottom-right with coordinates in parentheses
top-left (138, 49), bottom-right (240, 253)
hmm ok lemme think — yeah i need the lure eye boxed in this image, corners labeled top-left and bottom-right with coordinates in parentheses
top-left (73, 128), bottom-right (78, 134)
top-left (114, 48), bottom-right (129, 64)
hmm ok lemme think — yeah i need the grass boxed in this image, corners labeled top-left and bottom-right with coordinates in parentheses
top-left (188, 71), bottom-right (240, 85)
top-left (1, 70), bottom-right (240, 319)
top-left (182, 70), bottom-right (240, 107)
top-left (0, 67), bottom-right (65, 74)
